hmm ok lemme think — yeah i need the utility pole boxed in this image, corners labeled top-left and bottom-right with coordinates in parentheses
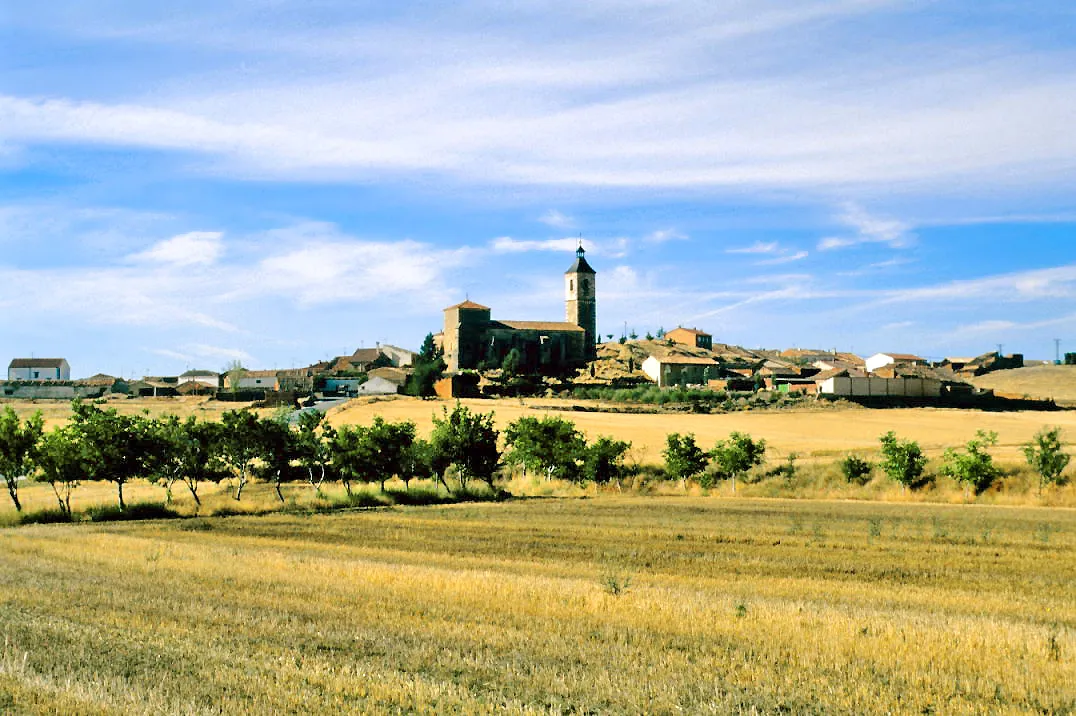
top-left (1055, 339), bottom-right (1062, 364)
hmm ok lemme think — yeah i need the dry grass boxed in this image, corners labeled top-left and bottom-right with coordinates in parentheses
top-left (332, 395), bottom-right (1076, 464)
top-left (0, 396), bottom-right (265, 430)
top-left (971, 364), bottom-right (1076, 403)
top-left (0, 497), bottom-right (1073, 713)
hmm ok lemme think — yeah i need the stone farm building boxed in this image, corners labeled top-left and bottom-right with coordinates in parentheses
top-left (442, 246), bottom-right (597, 374)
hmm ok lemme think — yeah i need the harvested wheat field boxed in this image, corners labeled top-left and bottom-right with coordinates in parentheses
top-left (0, 498), bottom-right (1072, 713)
top-left (331, 396), bottom-right (1076, 464)
top-left (971, 365), bottom-right (1076, 403)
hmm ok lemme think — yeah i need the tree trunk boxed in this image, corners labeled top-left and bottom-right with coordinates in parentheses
top-left (49, 482), bottom-right (66, 514)
top-left (234, 468), bottom-right (247, 501)
top-left (275, 477), bottom-right (284, 503)
top-left (732, 475), bottom-right (737, 495)
top-left (6, 480), bottom-right (22, 512)
top-left (342, 479), bottom-right (352, 497)
top-left (117, 480), bottom-right (126, 511)
top-left (186, 479), bottom-right (201, 506)
top-left (380, 478), bottom-right (386, 493)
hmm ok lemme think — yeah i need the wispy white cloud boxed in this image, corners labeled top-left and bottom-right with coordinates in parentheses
top-left (491, 236), bottom-right (583, 253)
top-left (645, 229), bottom-right (688, 243)
top-left (126, 231), bottom-right (223, 266)
top-left (819, 203), bottom-right (914, 251)
top-left (727, 241), bottom-right (779, 255)
top-left (538, 210), bottom-right (575, 230)
top-left (727, 241), bottom-right (808, 265)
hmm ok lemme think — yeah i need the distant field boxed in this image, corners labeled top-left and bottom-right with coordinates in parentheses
top-left (971, 364), bottom-right (1076, 403)
top-left (332, 396), bottom-right (1076, 464)
top-left (0, 395), bottom-right (263, 430)
top-left (0, 498), bottom-right (1072, 713)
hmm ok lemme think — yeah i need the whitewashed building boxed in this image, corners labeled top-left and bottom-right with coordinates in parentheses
top-left (864, 352), bottom-right (925, 374)
top-left (178, 369), bottom-right (220, 389)
top-left (641, 355), bottom-right (718, 388)
top-left (7, 358), bottom-right (70, 381)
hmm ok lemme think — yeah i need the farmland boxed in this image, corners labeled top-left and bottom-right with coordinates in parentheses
top-left (0, 497), bottom-right (1073, 713)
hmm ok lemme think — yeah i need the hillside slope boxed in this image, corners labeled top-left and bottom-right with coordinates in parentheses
top-left (969, 364), bottom-right (1076, 402)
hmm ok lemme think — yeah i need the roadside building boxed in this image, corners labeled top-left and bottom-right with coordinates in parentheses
top-left (178, 369), bottom-right (220, 389)
top-left (7, 358), bottom-right (70, 381)
top-left (225, 370), bottom-right (280, 391)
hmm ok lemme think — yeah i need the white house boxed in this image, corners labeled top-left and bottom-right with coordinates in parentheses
top-left (8, 358), bottom-right (71, 381)
top-left (356, 375), bottom-right (400, 396)
top-left (224, 370), bottom-right (280, 391)
top-left (178, 369), bottom-right (220, 389)
top-left (864, 352), bottom-right (925, 374)
top-left (641, 355), bottom-right (718, 388)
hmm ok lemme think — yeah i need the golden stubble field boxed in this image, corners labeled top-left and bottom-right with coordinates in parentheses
top-left (331, 396), bottom-right (1076, 464)
top-left (0, 497), bottom-right (1072, 713)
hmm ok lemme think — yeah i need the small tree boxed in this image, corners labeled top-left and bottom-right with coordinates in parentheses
top-left (0, 407), bottom-right (43, 512)
top-left (582, 436), bottom-right (631, 490)
top-left (218, 408), bottom-right (265, 500)
top-left (399, 438), bottom-right (434, 490)
top-left (501, 348), bottom-right (523, 380)
top-left (365, 417), bottom-right (417, 492)
top-left (1023, 427), bottom-right (1070, 494)
top-left (295, 410), bottom-right (336, 492)
top-left (331, 425), bottom-right (368, 497)
top-left (224, 360), bottom-right (247, 393)
top-left (711, 432), bottom-right (767, 493)
top-left (259, 415), bottom-right (299, 503)
top-left (941, 430), bottom-right (1000, 498)
top-left (35, 427), bottom-right (87, 517)
top-left (70, 401), bottom-right (155, 510)
top-left (878, 431), bottom-right (929, 492)
top-left (840, 454), bottom-right (874, 485)
top-left (430, 403), bottom-right (500, 491)
top-left (504, 415), bottom-right (585, 481)
top-left (406, 333), bottom-right (446, 398)
top-left (663, 432), bottom-right (708, 489)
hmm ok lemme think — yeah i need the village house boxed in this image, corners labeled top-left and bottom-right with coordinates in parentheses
top-left (666, 327), bottom-right (713, 351)
top-left (7, 358), bottom-right (70, 381)
top-left (225, 369), bottom-right (280, 391)
top-left (641, 354), bottom-right (718, 388)
top-left (864, 352), bottom-right (926, 374)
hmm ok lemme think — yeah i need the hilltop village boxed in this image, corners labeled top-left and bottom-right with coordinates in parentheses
top-left (3, 246), bottom-right (1064, 407)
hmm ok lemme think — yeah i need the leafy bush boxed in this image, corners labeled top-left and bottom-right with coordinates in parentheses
top-left (18, 507), bottom-right (73, 525)
top-left (840, 455), bottom-right (874, 485)
top-left (85, 502), bottom-right (180, 522)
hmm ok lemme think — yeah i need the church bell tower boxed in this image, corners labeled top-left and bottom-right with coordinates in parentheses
top-left (565, 244), bottom-right (597, 357)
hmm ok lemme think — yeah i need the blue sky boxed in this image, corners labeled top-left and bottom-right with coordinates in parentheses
top-left (2, 1), bottom-right (1075, 377)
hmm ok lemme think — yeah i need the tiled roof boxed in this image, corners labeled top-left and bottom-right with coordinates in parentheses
top-left (496, 320), bottom-right (585, 332)
top-left (445, 300), bottom-right (491, 311)
top-left (351, 348), bottom-right (383, 362)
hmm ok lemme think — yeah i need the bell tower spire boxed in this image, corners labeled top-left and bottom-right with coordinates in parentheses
top-left (565, 243), bottom-right (597, 357)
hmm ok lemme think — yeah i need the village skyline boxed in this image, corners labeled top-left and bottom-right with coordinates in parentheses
top-left (2, 2), bottom-right (1075, 377)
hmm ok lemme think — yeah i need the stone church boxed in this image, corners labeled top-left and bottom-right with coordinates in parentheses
top-left (442, 245), bottom-right (597, 374)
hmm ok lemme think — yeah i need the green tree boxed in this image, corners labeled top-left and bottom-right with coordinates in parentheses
top-left (418, 332), bottom-right (442, 363)
top-left (663, 432), bottom-right (708, 489)
top-left (259, 415), bottom-right (300, 503)
top-left (295, 410), bottom-right (336, 492)
top-left (70, 401), bottom-right (155, 510)
top-left (218, 408), bottom-right (265, 500)
top-left (365, 416), bottom-right (417, 492)
top-left (35, 427), bottom-right (87, 516)
top-left (941, 430), bottom-right (1001, 498)
top-left (430, 403), bottom-right (500, 491)
top-left (399, 438), bottom-right (434, 490)
top-left (504, 415), bottom-right (585, 481)
top-left (0, 407), bottom-right (43, 512)
top-left (501, 347), bottom-right (523, 379)
top-left (224, 360), bottom-right (247, 393)
top-left (711, 432), bottom-right (767, 493)
top-left (879, 431), bottom-right (929, 492)
top-left (582, 436), bottom-right (631, 489)
top-left (331, 424), bottom-right (368, 496)
top-left (1023, 427), bottom-right (1070, 495)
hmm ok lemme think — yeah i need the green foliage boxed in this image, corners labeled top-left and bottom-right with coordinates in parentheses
top-left (295, 410), bottom-right (337, 491)
top-left (878, 431), bottom-right (929, 491)
top-left (70, 400), bottom-right (157, 509)
top-left (1023, 427), bottom-right (1070, 494)
top-left (35, 427), bottom-right (88, 516)
top-left (941, 430), bottom-right (1000, 496)
top-left (582, 436), bottom-right (632, 487)
top-left (331, 417), bottom-right (418, 493)
top-left (0, 407), bottom-right (44, 512)
top-left (501, 347), bottom-right (522, 378)
top-left (217, 408), bottom-right (264, 500)
top-left (571, 385), bottom-right (729, 406)
top-left (663, 433), bottom-right (708, 486)
top-left (84, 501), bottom-right (180, 523)
top-left (840, 454), bottom-right (874, 485)
top-left (430, 403), bottom-right (500, 490)
top-left (601, 572), bottom-right (632, 597)
top-left (406, 333), bottom-right (446, 397)
top-left (711, 432), bottom-right (767, 492)
top-left (504, 416), bottom-right (585, 481)
top-left (258, 415), bottom-right (300, 502)
top-left (148, 415), bottom-right (227, 507)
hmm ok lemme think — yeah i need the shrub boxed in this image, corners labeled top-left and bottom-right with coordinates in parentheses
top-left (85, 502), bottom-right (180, 523)
top-left (840, 455), bottom-right (874, 485)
